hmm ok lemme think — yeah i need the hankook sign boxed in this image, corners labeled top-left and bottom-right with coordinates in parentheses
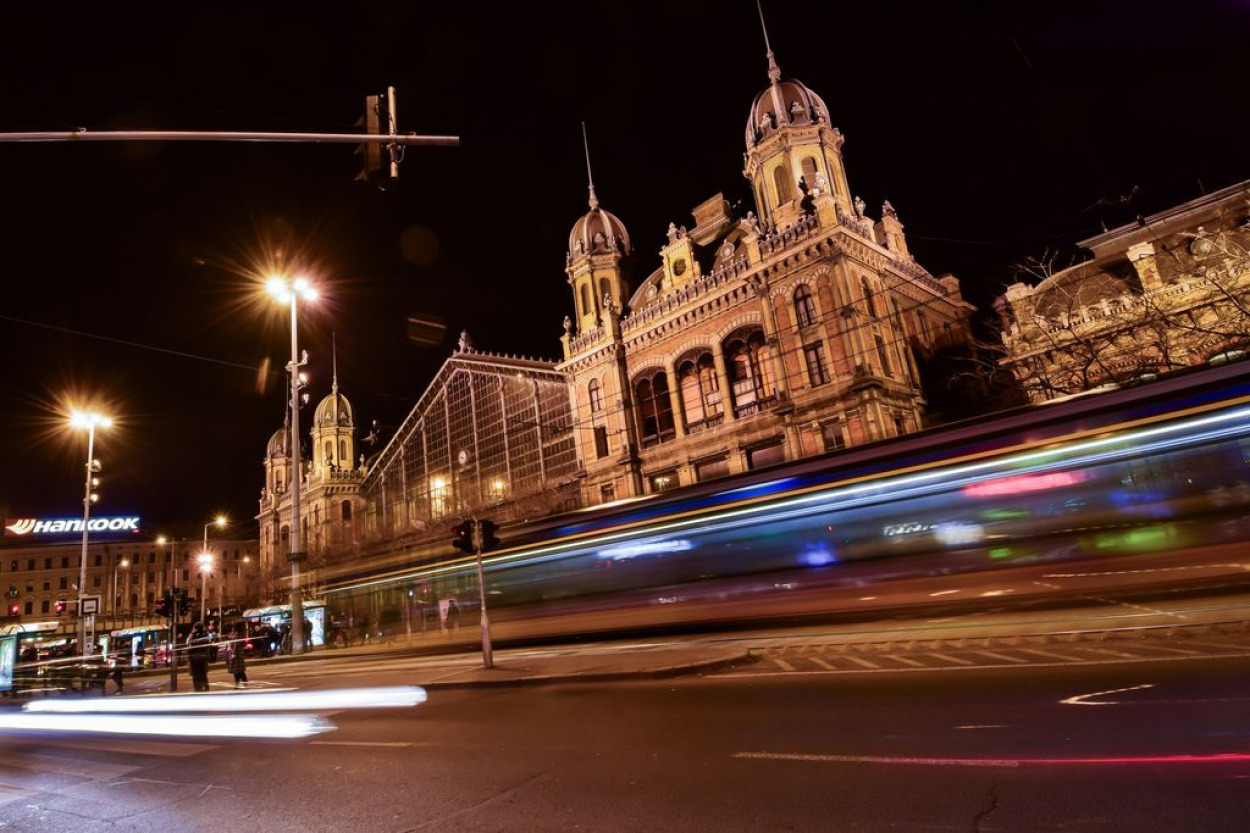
top-left (4, 517), bottom-right (141, 536)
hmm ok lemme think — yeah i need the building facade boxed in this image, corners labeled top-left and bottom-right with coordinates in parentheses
top-left (996, 180), bottom-right (1250, 403)
top-left (558, 42), bottom-right (974, 505)
top-left (0, 534), bottom-right (259, 634)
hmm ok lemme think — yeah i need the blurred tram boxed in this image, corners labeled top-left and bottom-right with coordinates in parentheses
top-left (321, 362), bottom-right (1250, 637)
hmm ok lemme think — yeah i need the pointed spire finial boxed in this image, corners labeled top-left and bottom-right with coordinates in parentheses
top-left (757, 0), bottom-right (781, 84)
top-left (582, 121), bottom-right (599, 210)
top-left (331, 331), bottom-right (339, 395)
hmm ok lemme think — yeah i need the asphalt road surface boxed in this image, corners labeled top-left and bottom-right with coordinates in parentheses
top-left (2, 645), bottom-right (1249, 831)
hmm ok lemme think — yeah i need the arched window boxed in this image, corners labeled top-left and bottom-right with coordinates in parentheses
top-left (340, 439), bottom-right (348, 461)
top-left (580, 284), bottom-right (592, 319)
top-left (588, 379), bottom-right (603, 413)
top-left (341, 500), bottom-right (352, 521)
top-left (679, 361), bottom-right (703, 425)
top-left (724, 331), bottom-right (776, 417)
top-left (677, 352), bottom-right (724, 430)
top-left (794, 284), bottom-right (817, 328)
top-left (772, 165), bottom-right (794, 205)
top-left (801, 156), bottom-right (818, 190)
top-left (861, 276), bottom-right (878, 319)
top-left (599, 277), bottom-right (611, 306)
top-left (634, 371), bottom-right (675, 447)
top-left (280, 525), bottom-right (290, 555)
top-left (324, 441), bottom-right (333, 463)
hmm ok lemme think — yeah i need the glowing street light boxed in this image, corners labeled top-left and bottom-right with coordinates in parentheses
top-left (268, 274), bottom-right (318, 654)
top-left (70, 409), bottom-right (111, 657)
top-left (201, 515), bottom-right (227, 626)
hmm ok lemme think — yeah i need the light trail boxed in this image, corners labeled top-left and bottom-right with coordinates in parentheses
top-left (23, 686), bottom-right (427, 714)
top-left (0, 713), bottom-right (333, 739)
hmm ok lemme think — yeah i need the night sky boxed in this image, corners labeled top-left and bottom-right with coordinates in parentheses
top-left (0, 1), bottom-right (1245, 540)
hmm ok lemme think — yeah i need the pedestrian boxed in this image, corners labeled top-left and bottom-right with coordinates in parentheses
top-left (109, 650), bottom-right (126, 695)
top-left (187, 622), bottom-right (213, 692)
top-left (445, 598), bottom-right (461, 635)
top-left (226, 630), bottom-right (248, 688)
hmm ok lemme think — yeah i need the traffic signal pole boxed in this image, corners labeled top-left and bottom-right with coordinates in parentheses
top-left (472, 522), bottom-right (494, 670)
top-left (168, 541), bottom-right (179, 692)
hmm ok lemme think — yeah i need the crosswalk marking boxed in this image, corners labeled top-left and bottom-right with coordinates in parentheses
top-left (842, 655), bottom-right (881, 669)
top-left (884, 654), bottom-right (926, 668)
top-left (1017, 648), bottom-right (1080, 663)
top-left (807, 657), bottom-right (837, 671)
top-left (928, 653), bottom-right (976, 666)
top-left (968, 650), bottom-right (1029, 664)
top-left (773, 658), bottom-right (796, 672)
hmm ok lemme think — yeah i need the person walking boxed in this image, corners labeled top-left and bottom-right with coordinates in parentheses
top-left (187, 622), bottom-right (213, 692)
top-left (226, 629), bottom-right (248, 688)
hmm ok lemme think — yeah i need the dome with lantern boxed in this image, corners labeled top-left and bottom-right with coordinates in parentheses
top-left (568, 203), bottom-right (631, 259)
top-left (266, 425), bottom-right (291, 459)
top-left (745, 77), bottom-right (831, 149)
top-left (313, 388), bottom-right (354, 428)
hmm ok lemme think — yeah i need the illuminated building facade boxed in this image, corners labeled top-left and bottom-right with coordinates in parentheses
top-left (558, 38), bottom-right (973, 505)
top-left (997, 180), bottom-right (1250, 403)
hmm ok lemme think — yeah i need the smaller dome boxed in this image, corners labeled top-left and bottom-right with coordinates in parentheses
top-left (569, 207), bottom-right (631, 259)
top-left (266, 427), bottom-right (290, 459)
top-left (745, 78), bottom-right (831, 148)
top-left (313, 391), bottom-right (354, 427)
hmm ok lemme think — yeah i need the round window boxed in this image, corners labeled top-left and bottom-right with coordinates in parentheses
top-left (673, 259), bottom-right (687, 276)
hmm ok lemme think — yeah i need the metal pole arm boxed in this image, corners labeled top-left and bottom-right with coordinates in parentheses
top-left (0, 130), bottom-right (459, 146)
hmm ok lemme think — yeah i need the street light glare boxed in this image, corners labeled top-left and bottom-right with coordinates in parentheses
top-left (69, 410), bottom-right (111, 429)
top-left (215, 515), bottom-right (228, 527)
top-left (266, 276), bottom-right (292, 302)
top-left (292, 277), bottom-right (310, 293)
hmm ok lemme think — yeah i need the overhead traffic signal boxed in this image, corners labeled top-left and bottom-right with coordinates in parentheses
top-left (451, 521), bottom-right (476, 553)
top-left (477, 519), bottom-right (500, 552)
top-left (356, 87), bottom-right (398, 188)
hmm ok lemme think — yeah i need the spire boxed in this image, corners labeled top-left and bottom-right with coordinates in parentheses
top-left (757, 0), bottom-right (781, 84)
top-left (582, 121), bottom-right (599, 210)
top-left (331, 331), bottom-right (339, 396)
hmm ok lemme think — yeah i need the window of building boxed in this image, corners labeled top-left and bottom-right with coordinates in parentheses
top-left (131, 594), bottom-right (139, 608)
top-left (874, 334), bottom-right (892, 375)
top-left (800, 156), bottom-right (818, 190)
top-left (61, 556), bottom-right (69, 569)
top-left (804, 342), bottom-right (830, 387)
top-left (59, 577), bottom-right (67, 590)
top-left (677, 352), bottom-right (722, 430)
top-left (772, 165), bottom-right (794, 205)
top-left (181, 571), bottom-right (188, 583)
top-left (634, 371), bottom-right (675, 447)
top-left (599, 277), bottom-right (611, 303)
top-left (588, 379), bottom-right (603, 413)
top-left (918, 310), bottom-right (931, 340)
top-left (594, 425), bottom-right (610, 459)
top-left (861, 276), bottom-right (878, 319)
top-left (580, 283), bottom-right (592, 319)
top-left (600, 483), bottom-right (616, 504)
top-left (94, 554), bottom-right (102, 567)
top-left (147, 553), bottom-right (155, 563)
top-left (822, 420), bottom-right (846, 451)
top-left (324, 440), bottom-right (333, 463)
top-left (93, 575), bottom-right (101, 587)
top-left (648, 471), bottom-right (679, 493)
top-left (8, 561), bottom-right (15, 572)
top-left (724, 331), bottom-right (776, 417)
top-left (695, 457), bottom-right (730, 482)
top-left (794, 284), bottom-right (817, 328)
top-left (892, 411), bottom-right (907, 436)
top-left (27, 601), bottom-right (36, 615)
top-left (43, 581), bottom-right (50, 592)
top-left (342, 500), bottom-right (353, 521)
top-left (44, 558), bottom-right (51, 570)
top-left (747, 441), bottom-right (786, 470)
top-left (340, 439), bottom-right (349, 461)
top-left (26, 560), bottom-right (33, 571)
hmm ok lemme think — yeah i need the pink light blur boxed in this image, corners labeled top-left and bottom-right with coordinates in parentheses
top-left (962, 470), bottom-right (1086, 498)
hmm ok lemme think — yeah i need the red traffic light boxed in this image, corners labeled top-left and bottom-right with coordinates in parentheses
top-left (7, 604), bottom-right (18, 617)
top-left (451, 521), bottom-right (476, 553)
top-left (55, 601), bottom-right (66, 615)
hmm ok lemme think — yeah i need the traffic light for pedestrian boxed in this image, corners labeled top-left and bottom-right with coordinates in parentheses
top-left (54, 601), bottom-right (66, 616)
top-left (7, 603), bottom-right (18, 617)
top-left (451, 520), bottom-right (476, 553)
top-left (477, 519), bottom-right (501, 552)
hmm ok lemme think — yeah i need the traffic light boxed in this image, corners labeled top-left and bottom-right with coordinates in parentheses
top-left (356, 88), bottom-right (398, 188)
top-left (478, 519), bottom-right (501, 552)
top-left (54, 600), bottom-right (66, 616)
top-left (177, 588), bottom-right (191, 615)
top-left (451, 520), bottom-right (476, 553)
top-left (7, 603), bottom-right (18, 618)
top-left (155, 591), bottom-right (170, 618)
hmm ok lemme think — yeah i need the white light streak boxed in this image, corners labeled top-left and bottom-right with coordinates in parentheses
top-left (24, 686), bottom-right (427, 714)
top-left (0, 713), bottom-right (333, 739)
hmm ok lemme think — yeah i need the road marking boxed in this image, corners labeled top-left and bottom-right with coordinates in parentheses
top-left (884, 654), bottom-right (926, 667)
top-left (928, 652), bottom-right (976, 666)
top-left (309, 741), bottom-right (412, 748)
top-left (1062, 684), bottom-right (1154, 706)
top-left (772, 658), bottom-right (796, 672)
top-left (39, 738), bottom-right (215, 757)
top-left (1075, 646), bottom-right (1145, 659)
top-left (968, 650), bottom-right (1029, 664)
top-left (1017, 647), bottom-right (1082, 662)
top-left (1044, 564), bottom-right (1249, 578)
top-left (735, 751), bottom-right (1018, 768)
top-left (842, 655), bottom-right (881, 669)
top-left (807, 657), bottom-right (837, 671)
top-left (1141, 644), bottom-right (1209, 656)
top-left (955, 725), bottom-right (1007, 730)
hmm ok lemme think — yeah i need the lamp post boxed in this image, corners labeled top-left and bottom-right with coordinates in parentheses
top-left (113, 558), bottom-right (129, 624)
top-left (200, 516), bottom-right (226, 626)
top-left (70, 409), bottom-right (111, 657)
top-left (157, 535), bottom-right (180, 691)
top-left (237, 555), bottom-right (251, 606)
top-left (268, 275), bottom-right (317, 654)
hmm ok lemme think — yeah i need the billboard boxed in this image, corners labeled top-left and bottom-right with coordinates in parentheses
top-left (4, 516), bottom-right (141, 537)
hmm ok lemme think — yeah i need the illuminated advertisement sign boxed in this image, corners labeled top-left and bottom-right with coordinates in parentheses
top-left (4, 516), bottom-right (142, 537)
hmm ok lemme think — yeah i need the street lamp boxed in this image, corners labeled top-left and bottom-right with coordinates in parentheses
top-left (197, 551), bottom-right (214, 626)
top-left (113, 557), bottom-right (129, 621)
top-left (237, 555), bottom-right (251, 605)
top-left (268, 274), bottom-right (318, 654)
top-left (70, 409), bottom-right (111, 657)
top-left (156, 535), bottom-right (180, 691)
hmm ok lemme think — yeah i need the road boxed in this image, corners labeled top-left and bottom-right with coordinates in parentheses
top-left (2, 638), bottom-right (1249, 831)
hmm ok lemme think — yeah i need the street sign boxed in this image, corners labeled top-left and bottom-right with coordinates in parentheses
top-left (81, 596), bottom-right (101, 615)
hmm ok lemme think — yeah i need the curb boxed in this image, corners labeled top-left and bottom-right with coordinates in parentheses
top-left (417, 650), bottom-right (757, 690)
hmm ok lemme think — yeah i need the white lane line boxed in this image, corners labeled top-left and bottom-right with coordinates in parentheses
top-left (309, 741), bottom-right (413, 748)
top-left (773, 658), bottom-right (796, 672)
top-left (1062, 683), bottom-right (1154, 706)
top-left (968, 650), bottom-right (1029, 664)
top-left (807, 657), bottom-right (837, 671)
top-left (1166, 639), bottom-right (1249, 652)
top-left (734, 751), bottom-right (1018, 768)
top-left (928, 653), bottom-right (976, 666)
top-left (842, 655), bottom-right (881, 669)
top-left (1016, 648), bottom-right (1081, 662)
top-left (39, 738), bottom-right (215, 757)
top-left (884, 654), bottom-right (926, 668)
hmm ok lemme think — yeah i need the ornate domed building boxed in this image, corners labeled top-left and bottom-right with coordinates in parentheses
top-left (558, 23), bottom-right (974, 504)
